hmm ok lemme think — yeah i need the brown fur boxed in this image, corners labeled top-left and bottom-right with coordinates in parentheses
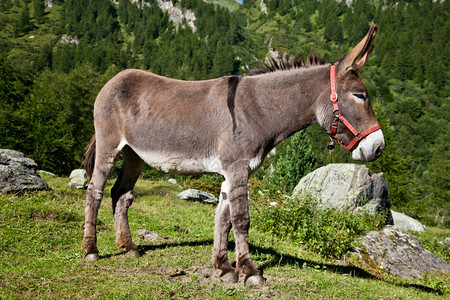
top-left (82, 25), bottom-right (384, 285)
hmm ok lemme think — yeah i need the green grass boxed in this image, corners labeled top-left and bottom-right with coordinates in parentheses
top-left (0, 175), bottom-right (448, 299)
top-left (205, 0), bottom-right (241, 11)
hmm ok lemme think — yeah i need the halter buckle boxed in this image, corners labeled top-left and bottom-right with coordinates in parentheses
top-left (333, 110), bottom-right (340, 118)
top-left (330, 93), bottom-right (338, 102)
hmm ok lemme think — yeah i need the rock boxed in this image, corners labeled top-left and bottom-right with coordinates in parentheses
top-left (60, 34), bottom-right (79, 45)
top-left (444, 237), bottom-right (450, 246)
top-left (292, 164), bottom-right (392, 224)
top-left (169, 269), bottom-right (186, 278)
top-left (174, 225), bottom-right (189, 234)
top-left (37, 170), bottom-right (56, 177)
top-left (354, 226), bottom-right (450, 279)
top-left (156, 0), bottom-right (196, 32)
top-left (391, 210), bottom-right (426, 232)
top-left (137, 229), bottom-right (161, 241)
top-left (168, 178), bottom-right (178, 184)
top-left (68, 169), bottom-right (88, 189)
top-left (177, 188), bottom-right (218, 204)
top-left (0, 149), bottom-right (49, 194)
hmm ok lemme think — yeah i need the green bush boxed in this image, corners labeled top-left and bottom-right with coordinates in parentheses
top-left (264, 130), bottom-right (318, 195)
top-left (179, 174), bottom-right (224, 197)
top-left (252, 194), bottom-right (385, 258)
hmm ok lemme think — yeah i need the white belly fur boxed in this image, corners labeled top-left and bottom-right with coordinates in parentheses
top-left (133, 148), bottom-right (223, 175)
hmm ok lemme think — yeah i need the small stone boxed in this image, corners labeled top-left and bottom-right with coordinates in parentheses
top-left (37, 170), bottom-right (56, 177)
top-left (177, 188), bottom-right (217, 204)
top-left (168, 178), bottom-right (177, 184)
top-left (174, 225), bottom-right (189, 234)
top-left (68, 169), bottom-right (88, 189)
top-left (137, 229), bottom-right (161, 241)
top-left (169, 269), bottom-right (186, 277)
top-left (444, 237), bottom-right (450, 246)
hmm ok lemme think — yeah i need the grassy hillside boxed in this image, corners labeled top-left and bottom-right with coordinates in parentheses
top-left (0, 175), bottom-right (448, 299)
top-left (205, 0), bottom-right (241, 11)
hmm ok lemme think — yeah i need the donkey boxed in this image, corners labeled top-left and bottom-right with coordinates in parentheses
top-left (82, 25), bottom-right (384, 286)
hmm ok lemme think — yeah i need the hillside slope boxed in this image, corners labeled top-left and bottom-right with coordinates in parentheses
top-left (0, 0), bottom-right (448, 227)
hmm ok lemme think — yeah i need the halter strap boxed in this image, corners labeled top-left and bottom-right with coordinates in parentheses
top-left (329, 65), bottom-right (381, 151)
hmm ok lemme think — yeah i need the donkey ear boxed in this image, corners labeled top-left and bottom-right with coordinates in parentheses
top-left (338, 24), bottom-right (377, 74)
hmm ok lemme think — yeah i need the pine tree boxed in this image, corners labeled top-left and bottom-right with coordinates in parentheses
top-left (34, 0), bottom-right (45, 25)
top-left (324, 17), bottom-right (343, 43)
top-left (0, 0), bottom-right (13, 13)
top-left (16, 4), bottom-right (33, 35)
top-left (211, 38), bottom-right (238, 78)
top-left (421, 129), bottom-right (450, 226)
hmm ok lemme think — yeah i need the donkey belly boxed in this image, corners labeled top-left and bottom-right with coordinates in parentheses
top-left (132, 148), bottom-right (222, 175)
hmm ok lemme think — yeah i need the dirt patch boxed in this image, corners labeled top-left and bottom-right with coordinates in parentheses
top-left (147, 265), bottom-right (286, 297)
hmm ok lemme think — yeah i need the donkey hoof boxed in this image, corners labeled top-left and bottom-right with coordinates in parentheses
top-left (220, 271), bottom-right (238, 283)
top-left (85, 253), bottom-right (100, 262)
top-left (245, 275), bottom-right (266, 287)
top-left (124, 249), bottom-right (140, 258)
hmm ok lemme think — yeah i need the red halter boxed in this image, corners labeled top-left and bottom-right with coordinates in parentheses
top-left (329, 65), bottom-right (381, 151)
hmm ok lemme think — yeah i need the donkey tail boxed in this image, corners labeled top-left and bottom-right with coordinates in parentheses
top-left (82, 135), bottom-right (96, 177)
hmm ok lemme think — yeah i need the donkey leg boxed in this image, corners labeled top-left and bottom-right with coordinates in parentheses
top-left (111, 146), bottom-right (145, 258)
top-left (226, 169), bottom-right (265, 286)
top-left (83, 148), bottom-right (118, 261)
top-left (212, 181), bottom-right (238, 283)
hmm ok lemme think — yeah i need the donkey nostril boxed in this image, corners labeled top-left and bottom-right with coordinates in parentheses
top-left (375, 146), bottom-right (383, 157)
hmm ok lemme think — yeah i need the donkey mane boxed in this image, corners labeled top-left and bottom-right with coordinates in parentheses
top-left (249, 53), bottom-right (327, 76)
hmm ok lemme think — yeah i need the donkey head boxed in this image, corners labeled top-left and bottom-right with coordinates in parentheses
top-left (325, 24), bottom-right (385, 162)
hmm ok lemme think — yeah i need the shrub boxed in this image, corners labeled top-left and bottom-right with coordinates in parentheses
top-left (264, 130), bottom-right (318, 195)
top-left (251, 194), bottom-right (385, 258)
top-left (179, 174), bottom-right (224, 197)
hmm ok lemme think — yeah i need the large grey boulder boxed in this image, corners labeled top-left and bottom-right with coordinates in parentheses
top-left (0, 149), bottom-right (49, 194)
top-left (353, 226), bottom-right (450, 279)
top-left (292, 164), bottom-right (392, 223)
top-left (177, 189), bottom-right (218, 204)
top-left (391, 210), bottom-right (426, 232)
top-left (68, 169), bottom-right (88, 189)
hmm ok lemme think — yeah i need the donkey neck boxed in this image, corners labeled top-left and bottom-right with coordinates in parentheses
top-left (241, 64), bottom-right (331, 146)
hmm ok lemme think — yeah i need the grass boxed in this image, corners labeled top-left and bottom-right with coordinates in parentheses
top-left (205, 0), bottom-right (241, 11)
top-left (0, 175), bottom-right (448, 299)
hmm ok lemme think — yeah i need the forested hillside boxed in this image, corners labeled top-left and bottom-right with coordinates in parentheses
top-left (0, 0), bottom-right (448, 227)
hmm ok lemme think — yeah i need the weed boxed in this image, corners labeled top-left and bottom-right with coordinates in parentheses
top-left (251, 194), bottom-right (385, 258)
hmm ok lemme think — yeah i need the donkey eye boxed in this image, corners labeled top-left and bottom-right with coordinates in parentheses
top-left (353, 93), bottom-right (366, 100)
